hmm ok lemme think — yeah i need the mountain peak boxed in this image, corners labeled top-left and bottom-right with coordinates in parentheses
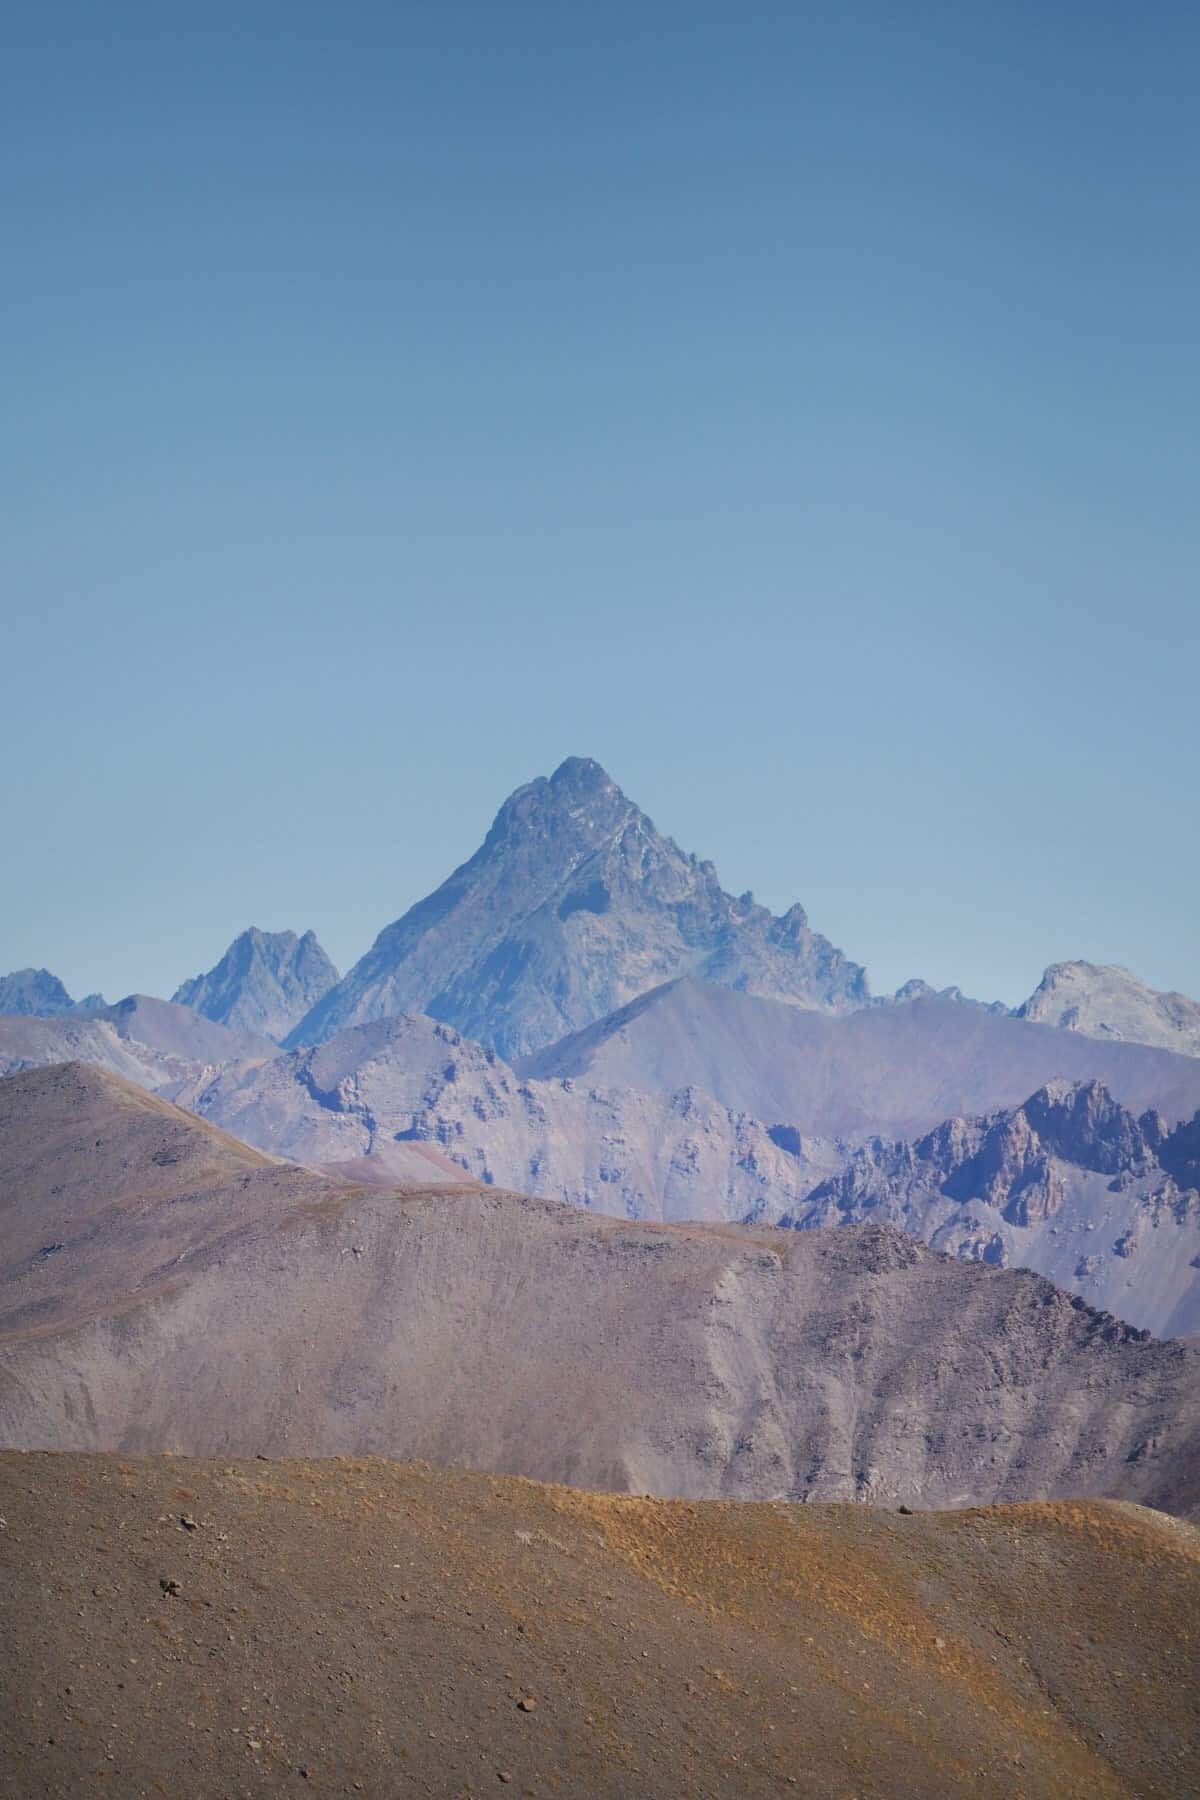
top-left (1018, 961), bottom-right (1200, 1059)
top-left (173, 928), bottom-right (339, 1043)
top-left (287, 760), bottom-right (869, 1057)
top-left (0, 968), bottom-right (104, 1019)
top-left (549, 754), bottom-right (615, 791)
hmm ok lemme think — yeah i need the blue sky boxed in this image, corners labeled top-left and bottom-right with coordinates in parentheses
top-left (3, 2), bottom-right (1197, 1008)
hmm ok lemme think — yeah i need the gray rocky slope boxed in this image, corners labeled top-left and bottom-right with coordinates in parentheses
top-left (0, 969), bottom-right (105, 1017)
top-left (176, 1014), bottom-right (844, 1224)
top-left (1019, 960), bottom-right (1200, 1059)
top-left (2, 1064), bottom-right (1197, 1516)
top-left (286, 756), bottom-right (869, 1058)
top-left (172, 927), bottom-right (339, 1043)
top-left (781, 1081), bottom-right (1200, 1338)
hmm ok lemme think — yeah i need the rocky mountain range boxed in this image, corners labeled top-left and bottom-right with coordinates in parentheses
top-left (781, 1081), bottom-right (1200, 1337)
top-left (4, 757), bottom-right (1200, 1340)
top-left (172, 927), bottom-right (339, 1043)
top-left (8, 971), bottom-right (1200, 1329)
top-left (0, 968), bottom-right (105, 1017)
top-left (3, 1062), bottom-right (1197, 1518)
top-left (286, 756), bottom-right (870, 1058)
top-left (1018, 960), bottom-right (1200, 1059)
top-left (175, 1012), bottom-right (844, 1224)
top-left (183, 1005), bottom-right (1200, 1333)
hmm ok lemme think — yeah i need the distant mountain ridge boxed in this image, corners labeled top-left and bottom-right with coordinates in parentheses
top-left (0, 968), bottom-right (105, 1017)
top-left (178, 1011), bottom-right (844, 1224)
top-left (520, 977), bottom-right (1200, 1138)
top-left (180, 997), bottom-right (1200, 1333)
top-left (1019, 960), bottom-right (1200, 1059)
top-left (781, 1079), bottom-right (1200, 1336)
top-left (287, 757), bottom-right (869, 1058)
top-left (173, 927), bottom-right (339, 1043)
top-left (0, 994), bottom-right (277, 1091)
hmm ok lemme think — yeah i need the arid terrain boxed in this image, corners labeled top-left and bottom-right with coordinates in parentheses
top-left (1, 1453), bottom-right (1197, 1799)
top-left (3, 1064), bottom-right (1198, 1516)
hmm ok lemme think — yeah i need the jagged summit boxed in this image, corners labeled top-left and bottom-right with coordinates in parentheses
top-left (173, 927), bottom-right (339, 1043)
top-left (784, 1078), bottom-right (1200, 1335)
top-left (287, 758), bottom-right (869, 1057)
top-left (0, 969), bottom-right (105, 1018)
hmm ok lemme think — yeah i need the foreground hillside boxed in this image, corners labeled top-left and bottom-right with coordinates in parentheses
top-left (3, 1065), bottom-right (1198, 1514)
top-left (1, 1454), bottom-right (1197, 1799)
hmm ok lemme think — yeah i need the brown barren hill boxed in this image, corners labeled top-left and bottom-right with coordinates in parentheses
top-left (0, 1453), bottom-right (1197, 1799)
top-left (2, 1065), bottom-right (1198, 1514)
top-left (0, 1062), bottom-right (347, 1337)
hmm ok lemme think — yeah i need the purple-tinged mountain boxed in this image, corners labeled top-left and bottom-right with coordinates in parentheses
top-left (1018, 961), bottom-right (1200, 1059)
top-left (0, 994), bottom-right (277, 1092)
top-left (521, 979), bottom-right (1200, 1139)
top-left (288, 758), bottom-right (869, 1059)
top-left (173, 928), bottom-right (339, 1043)
top-left (176, 1012), bottom-right (844, 1224)
top-left (0, 969), bottom-right (106, 1018)
top-left (884, 977), bottom-right (1007, 1014)
top-left (780, 1080), bottom-right (1200, 1337)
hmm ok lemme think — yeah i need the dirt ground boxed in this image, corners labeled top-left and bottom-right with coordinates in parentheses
top-left (1, 1453), bottom-right (1196, 1798)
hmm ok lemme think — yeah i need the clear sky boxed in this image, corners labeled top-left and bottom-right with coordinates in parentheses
top-left (3, 2), bottom-right (1197, 1008)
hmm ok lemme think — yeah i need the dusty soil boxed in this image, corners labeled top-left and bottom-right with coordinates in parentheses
top-left (1, 1453), bottom-right (1196, 1799)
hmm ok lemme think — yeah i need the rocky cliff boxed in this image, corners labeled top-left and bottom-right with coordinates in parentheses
top-left (783, 1081), bottom-right (1200, 1336)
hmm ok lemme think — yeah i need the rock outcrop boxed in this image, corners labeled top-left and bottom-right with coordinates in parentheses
top-left (173, 927), bottom-right (339, 1042)
top-left (1019, 961), bottom-right (1200, 1059)
top-left (177, 1014), bottom-right (842, 1224)
top-left (287, 757), bottom-right (868, 1058)
top-left (783, 1081), bottom-right (1200, 1336)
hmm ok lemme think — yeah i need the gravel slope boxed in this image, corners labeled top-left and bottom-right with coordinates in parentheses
top-left (1, 1453), bottom-right (1197, 1799)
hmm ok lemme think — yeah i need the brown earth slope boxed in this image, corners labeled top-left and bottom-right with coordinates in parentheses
top-left (0, 1062), bottom-right (337, 1337)
top-left (1, 1453), bottom-right (1197, 1799)
top-left (2, 1066), bottom-right (1198, 1514)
